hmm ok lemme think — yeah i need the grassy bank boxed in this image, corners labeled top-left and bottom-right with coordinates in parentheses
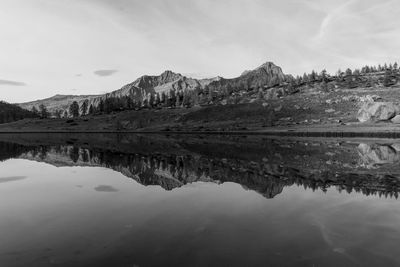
top-left (3, 85), bottom-right (400, 135)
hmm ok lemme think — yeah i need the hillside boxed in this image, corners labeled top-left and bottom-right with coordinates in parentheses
top-left (0, 101), bottom-right (37, 124)
top-left (16, 61), bottom-right (288, 116)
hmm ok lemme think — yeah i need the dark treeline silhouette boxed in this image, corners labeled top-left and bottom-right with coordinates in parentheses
top-left (85, 89), bottom-right (203, 116)
top-left (0, 101), bottom-right (38, 124)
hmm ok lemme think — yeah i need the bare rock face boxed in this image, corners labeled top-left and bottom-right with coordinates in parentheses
top-left (358, 143), bottom-right (400, 166)
top-left (391, 115), bottom-right (400, 124)
top-left (206, 62), bottom-right (289, 94)
top-left (357, 101), bottom-right (399, 122)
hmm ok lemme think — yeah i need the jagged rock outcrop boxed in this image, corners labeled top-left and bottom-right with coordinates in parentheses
top-left (206, 62), bottom-right (289, 93)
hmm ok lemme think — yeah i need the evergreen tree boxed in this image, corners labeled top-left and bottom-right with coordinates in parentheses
top-left (81, 99), bottom-right (89, 116)
top-left (149, 93), bottom-right (155, 108)
top-left (320, 69), bottom-right (328, 83)
top-left (169, 90), bottom-right (176, 107)
top-left (126, 97), bottom-right (134, 109)
top-left (161, 92), bottom-right (166, 105)
top-left (98, 99), bottom-right (105, 113)
top-left (63, 110), bottom-right (68, 118)
top-left (345, 68), bottom-right (352, 76)
top-left (88, 104), bottom-right (94, 115)
top-left (302, 73), bottom-right (308, 83)
top-left (39, 104), bottom-right (49, 119)
top-left (31, 106), bottom-right (39, 116)
top-left (154, 93), bottom-right (161, 107)
top-left (69, 101), bottom-right (80, 118)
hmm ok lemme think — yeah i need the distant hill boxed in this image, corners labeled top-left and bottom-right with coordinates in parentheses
top-left (16, 61), bottom-right (289, 116)
top-left (18, 94), bottom-right (100, 115)
top-left (0, 101), bottom-right (37, 124)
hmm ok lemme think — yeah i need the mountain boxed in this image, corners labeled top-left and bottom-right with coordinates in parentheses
top-left (17, 61), bottom-right (289, 115)
top-left (205, 62), bottom-right (289, 93)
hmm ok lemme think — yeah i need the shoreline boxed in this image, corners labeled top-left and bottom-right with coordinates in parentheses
top-left (2, 128), bottom-right (400, 138)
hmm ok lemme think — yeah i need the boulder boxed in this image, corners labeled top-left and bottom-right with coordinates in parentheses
top-left (358, 143), bottom-right (400, 165)
top-left (325, 108), bottom-right (335, 113)
top-left (357, 102), bottom-right (399, 122)
top-left (392, 115), bottom-right (400, 124)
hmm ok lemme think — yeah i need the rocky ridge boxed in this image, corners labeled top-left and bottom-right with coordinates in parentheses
top-left (17, 61), bottom-right (289, 115)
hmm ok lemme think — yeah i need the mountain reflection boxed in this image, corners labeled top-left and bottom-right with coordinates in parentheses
top-left (1, 134), bottom-right (400, 199)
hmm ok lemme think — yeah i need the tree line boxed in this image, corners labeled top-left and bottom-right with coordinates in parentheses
top-left (0, 101), bottom-right (38, 124)
top-left (30, 62), bottom-right (400, 119)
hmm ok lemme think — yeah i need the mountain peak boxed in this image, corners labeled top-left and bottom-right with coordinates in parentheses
top-left (256, 61), bottom-right (280, 70)
top-left (241, 62), bottom-right (281, 77)
top-left (159, 70), bottom-right (182, 79)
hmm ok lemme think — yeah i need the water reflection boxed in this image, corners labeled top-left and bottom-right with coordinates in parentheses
top-left (0, 135), bottom-right (399, 199)
top-left (0, 134), bottom-right (400, 267)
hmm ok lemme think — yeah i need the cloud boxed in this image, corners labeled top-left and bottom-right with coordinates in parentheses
top-left (0, 176), bottom-right (27, 183)
top-left (0, 79), bottom-right (26, 86)
top-left (93, 69), bottom-right (118, 77)
top-left (94, 185), bottom-right (119, 192)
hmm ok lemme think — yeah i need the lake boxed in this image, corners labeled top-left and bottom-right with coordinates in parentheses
top-left (0, 133), bottom-right (400, 267)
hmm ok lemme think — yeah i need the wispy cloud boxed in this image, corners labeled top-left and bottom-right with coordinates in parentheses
top-left (94, 69), bottom-right (118, 77)
top-left (0, 79), bottom-right (26, 86)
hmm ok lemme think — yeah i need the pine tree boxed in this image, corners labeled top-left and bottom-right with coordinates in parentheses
top-left (80, 99), bottom-right (89, 116)
top-left (31, 106), bottom-right (39, 116)
top-left (98, 99), bottom-right (105, 113)
top-left (149, 93), bottom-right (155, 108)
top-left (69, 101), bottom-right (80, 118)
top-left (169, 90), bottom-right (176, 107)
top-left (320, 69), bottom-right (328, 82)
top-left (302, 73), bottom-right (308, 83)
top-left (154, 93), bottom-right (161, 107)
top-left (88, 104), bottom-right (94, 115)
top-left (161, 92), bottom-right (166, 105)
top-left (39, 104), bottom-right (49, 119)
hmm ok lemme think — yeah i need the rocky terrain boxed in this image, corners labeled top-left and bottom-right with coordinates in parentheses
top-left (10, 60), bottom-right (400, 133)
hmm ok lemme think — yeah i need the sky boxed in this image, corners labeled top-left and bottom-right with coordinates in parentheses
top-left (1, 0), bottom-right (400, 103)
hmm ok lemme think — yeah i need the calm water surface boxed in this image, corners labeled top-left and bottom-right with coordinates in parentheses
top-left (0, 134), bottom-right (400, 267)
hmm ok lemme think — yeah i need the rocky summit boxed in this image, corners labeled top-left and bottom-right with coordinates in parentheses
top-left (16, 61), bottom-right (289, 115)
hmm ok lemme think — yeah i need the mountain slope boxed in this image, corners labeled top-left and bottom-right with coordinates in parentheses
top-left (17, 61), bottom-right (289, 115)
